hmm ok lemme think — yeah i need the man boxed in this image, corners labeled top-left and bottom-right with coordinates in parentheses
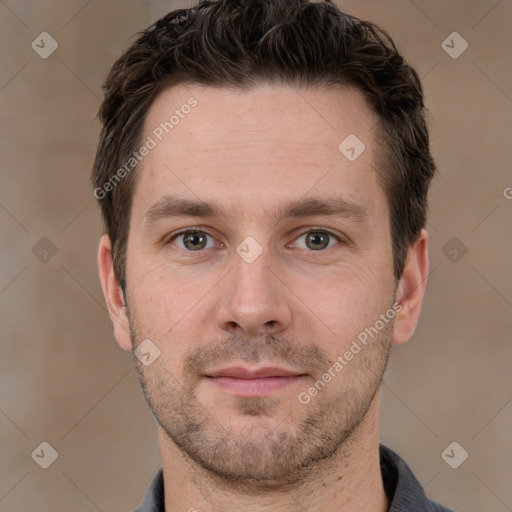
top-left (92, 1), bottom-right (453, 510)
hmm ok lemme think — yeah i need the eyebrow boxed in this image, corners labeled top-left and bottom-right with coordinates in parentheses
top-left (143, 194), bottom-right (369, 230)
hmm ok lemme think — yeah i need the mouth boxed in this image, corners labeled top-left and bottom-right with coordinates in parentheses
top-left (204, 365), bottom-right (308, 397)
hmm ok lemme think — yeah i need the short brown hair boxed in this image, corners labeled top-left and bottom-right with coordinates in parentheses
top-left (92, 0), bottom-right (436, 290)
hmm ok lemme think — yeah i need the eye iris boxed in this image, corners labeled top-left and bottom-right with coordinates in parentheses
top-left (183, 232), bottom-right (207, 250)
top-left (306, 232), bottom-right (329, 250)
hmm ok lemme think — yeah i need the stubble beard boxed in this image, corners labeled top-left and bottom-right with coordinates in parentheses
top-left (128, 307), bottom-right (392, 488)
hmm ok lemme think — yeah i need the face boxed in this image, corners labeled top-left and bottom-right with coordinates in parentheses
top-left (119, 84), bottom-right (400, 484)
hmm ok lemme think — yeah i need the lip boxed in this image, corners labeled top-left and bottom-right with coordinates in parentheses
top-left (204, 366), bottom-right (307, 397)
top-left (206, 366), bottom-right (304, 379)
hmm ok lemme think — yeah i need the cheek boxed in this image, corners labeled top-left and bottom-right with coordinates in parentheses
top-left (127, 256), bottom-right (220, 361)
top-left (127, 263), bottom-right (183, 348)
top-left (306, 265), bottom-right (390, 327)
top-left (295, 273), bottom-right (394, 369)
top-left (129, 253), bottom-right (208, 316)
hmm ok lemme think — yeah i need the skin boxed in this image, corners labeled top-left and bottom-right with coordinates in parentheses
top-left (98, 83), bottom-right (429, 512)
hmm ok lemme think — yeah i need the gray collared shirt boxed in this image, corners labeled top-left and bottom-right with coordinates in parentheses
top-left (133, 444), bottom-right (454, 511)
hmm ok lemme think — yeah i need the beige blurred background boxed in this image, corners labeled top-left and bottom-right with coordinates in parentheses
top-left (0, 1), bottom-right (511, 511)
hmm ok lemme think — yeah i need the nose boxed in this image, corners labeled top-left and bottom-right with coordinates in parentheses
top-left (215, 247), bottom-right (293, 336)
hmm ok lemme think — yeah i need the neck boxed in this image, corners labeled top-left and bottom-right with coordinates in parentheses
top-left (158, 393), bottom-right (388, 512)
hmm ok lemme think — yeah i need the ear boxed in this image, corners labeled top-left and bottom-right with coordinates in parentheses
top-left (97, 234), bottom-right (133, 351)
top-left (391, 229), bottom-right (429, 346)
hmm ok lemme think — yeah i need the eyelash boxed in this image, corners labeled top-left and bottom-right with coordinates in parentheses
top-left (165, 228), bottom-right (343, 254)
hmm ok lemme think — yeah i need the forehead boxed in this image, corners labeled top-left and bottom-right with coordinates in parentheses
top-left (132, 83), bottom-right (384, 224)
top-left (145, 82), bottom-right (376, 151)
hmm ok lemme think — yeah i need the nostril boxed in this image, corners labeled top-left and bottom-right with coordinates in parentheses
top-left (265, 320), bottom-right (278, 329)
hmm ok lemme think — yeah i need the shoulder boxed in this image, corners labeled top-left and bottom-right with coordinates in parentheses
top-left (131, 469), bottom-right (165, 512)
top-left (380, 444), bottom-right (455, 512)
top-left (430, 501), bottom-right (455, 512)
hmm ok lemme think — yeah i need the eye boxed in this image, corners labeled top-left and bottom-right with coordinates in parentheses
top-left (169, 230), bottom-right (216, 251)
top-left (291, 230), bottom-right (341, 251)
